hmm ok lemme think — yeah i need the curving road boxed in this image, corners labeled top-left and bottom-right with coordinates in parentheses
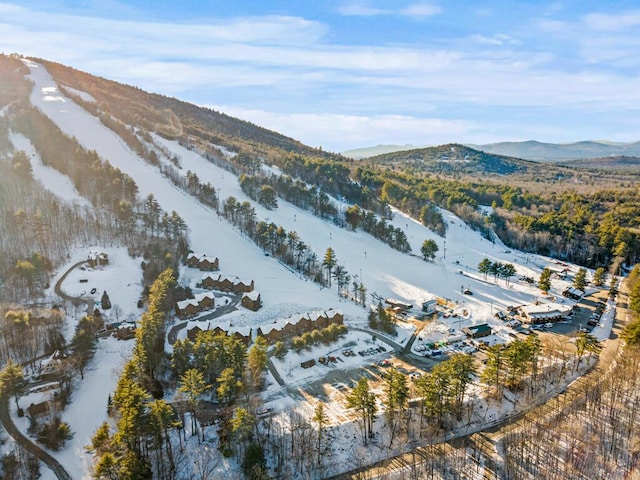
top-left (0, 259), bottom-right (92, 480)
top-left (54, 260), bottom-right (95, 313)
top-left (0, 396), bottom-right (72, 480)
top-left (166, 292), bottom-right (241, 344)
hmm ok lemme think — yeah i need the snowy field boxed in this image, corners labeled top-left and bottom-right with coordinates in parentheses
top-left (5, 59), bottom-right (616, 479)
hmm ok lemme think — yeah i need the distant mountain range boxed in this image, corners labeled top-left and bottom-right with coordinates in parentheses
top-left (344, 140), bottom-right (640, 163)
top-left (468, 140), bottom-right (640, 162)
top-left (342, 144), bottom-right (425, 159)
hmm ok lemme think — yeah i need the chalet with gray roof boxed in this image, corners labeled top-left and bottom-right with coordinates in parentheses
top-left (176, 292), bottom-right (216, 319)
top-left (241, 291), bottom-right (262, 311)
top-left (257, 309), bottom-right (344, 344)
top-left (186, 321), bottom-right (252, 346)
top-left (186, 253), bottom-right (219, 271)
top-left (200, 273), bottom-right (254, 294)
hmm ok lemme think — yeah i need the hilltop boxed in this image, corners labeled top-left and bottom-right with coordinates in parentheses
top-left (365, 143), bottom-right (536, 175)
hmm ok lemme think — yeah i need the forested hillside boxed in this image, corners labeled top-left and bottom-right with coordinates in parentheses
top-left (0, 55), bottom-right (186, 303)
top-left (4, 54), bottom-right (640, 287)
top-left (39, 59), bottom-right (344, 161)
top-left (367, 143), bottom-right (535, 175)
top-left (38, 55), bottom-right (640, 271)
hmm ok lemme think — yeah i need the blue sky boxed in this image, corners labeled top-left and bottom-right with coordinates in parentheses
top-left (2, 1), bottom-right (639, 152)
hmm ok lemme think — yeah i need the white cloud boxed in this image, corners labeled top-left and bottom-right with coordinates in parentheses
top-left (337, 2), bottom-right (388, 16)
top-left (1, 2), bottom-right (639, 148)
top-left (209, 106), bottom-right (475, 151)
top-left (470, 34), bottom-right (521, 46)
top-left (400, 3), bottom-right (442, 18)
top-left (337, 1), bottom-right (441, 18)
top-left (583, 10), bottom-right (640, 31)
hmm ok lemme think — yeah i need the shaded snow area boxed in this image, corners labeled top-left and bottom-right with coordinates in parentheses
top-left (11, 337), bottom-right (133, 480)
top-left (8, 131), bottom-right (91, 208)
top-left (11, 59), bottom-right (617, 478)
top-left (62, 85), bottom-right (95, 103)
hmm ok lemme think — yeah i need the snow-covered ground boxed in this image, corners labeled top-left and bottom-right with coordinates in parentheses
top-left (8, 131), bottom-right (91, 208)
top-left (10, 336), bottom-right (133, 480)
top-left (11, 59), bottom-right (617, 479)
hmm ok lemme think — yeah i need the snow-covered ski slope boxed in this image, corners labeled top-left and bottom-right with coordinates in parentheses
top-left (25, 59), bottom-right (561, 327)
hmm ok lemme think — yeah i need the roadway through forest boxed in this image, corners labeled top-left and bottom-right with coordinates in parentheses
top-left (54, 259), bottom-right (95, 313)
top-left (0, 397), bottom-right (72, 480)
top-left (0, 260), bottom-right (92, 480)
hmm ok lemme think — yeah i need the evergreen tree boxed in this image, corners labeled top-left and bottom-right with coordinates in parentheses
top-left (478, 258), bottom-right (492, 280)
top-left (216, 367), bottom-right (242, 405)
top-left (592, 267), bottom-right (607, 287)
top-left (539, 267), bottom-right (552, 294)
top-left (273, 341), bottom-right (287, 360)
top-left (414, 363), bottom-right (452, 427)
top-left (420, 239), bottom-right (439, 261)
top-left (322, 247), bottom-right (337, 287)
top-left (346, 377), bottom-right (377, 445)
top-left (575, 332), bottom-right (602, 371)
top-left (447, 353), bottom-right (477, 418)
top-left (573, 268), bottom-right (587, 291)
top-left (313, 402), bottom-right (328, 464)
top-left (481, 345), bottom-right (506, 394)
top-left (382, 367), bottom-right (409, 445)
top-left (258, 185), bottom-right (278, 210)
top-left (232, 407), bottom-right (255, 458)
top-left (247, 336), bottom-right (268, 390)
top-left (101, 290), bottom-right (112, 310)
top-left (171, 338), bottom-right (193, 378)
top-left (178, 368), bottom-right (210, 438)
top-left (0, 360), bottom-right (26, 410)
top-left (501, 263), bottom-right (517, 286)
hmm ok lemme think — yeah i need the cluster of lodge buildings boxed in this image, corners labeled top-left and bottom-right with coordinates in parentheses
top-left (257, 309), bottom-right (344, 344)
top-left (186, 253), bottom-right (219, 271)
top-left (176, 291), bottom-right (262, 318)
top-left (176, 292), bottom-right (216, 319)
top-left (199, 273), bottom-right (255, 294)
top-left (184, 251), bottom-right (262, 311)
top-left (186, 321), bottom-right (252, 346)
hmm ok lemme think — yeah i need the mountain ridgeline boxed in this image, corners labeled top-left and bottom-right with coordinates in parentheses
top-left (38, 58), bottom-right (345, 163)
top-left (470, 139), bottom-right (640, 162)
top-left (2, 54), bottom-right (640, 273)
